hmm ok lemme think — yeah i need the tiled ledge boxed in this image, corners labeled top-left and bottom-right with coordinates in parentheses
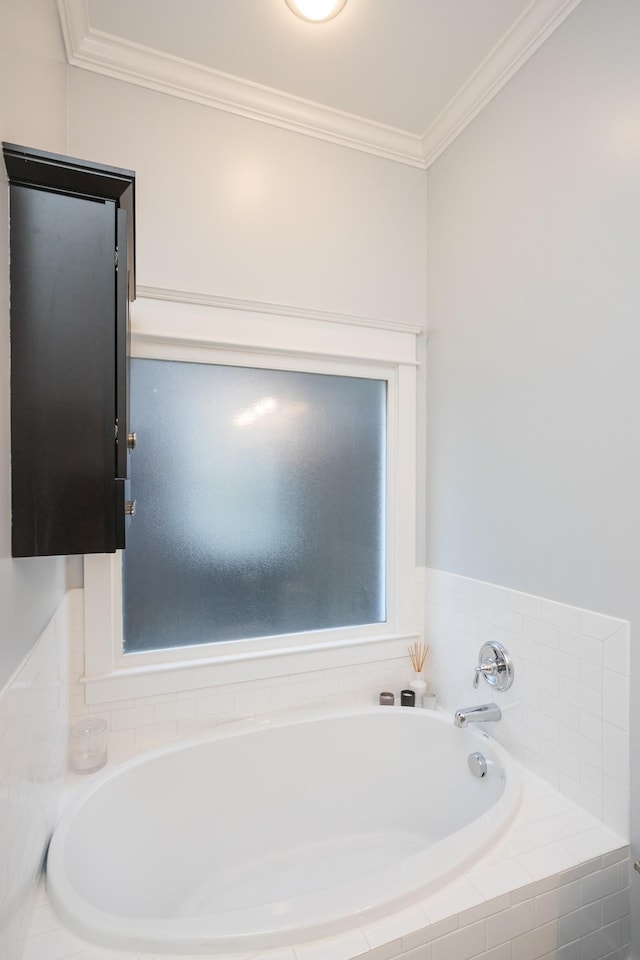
top-left (22, 762), bottom-right (629, 960)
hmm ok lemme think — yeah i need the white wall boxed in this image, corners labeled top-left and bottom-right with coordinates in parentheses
top-left (426, 0), bottom-right (640, 615)
top-left (0, 0), bottom-right (67, 149)
top-left (425, 0), bottom-right (640, 952)
top-left (0, 0), bottom-right (74, 688)
top-left (67, 70), bottom-right (427, 325)
top-left (0, 4), bottom-right (71, 956)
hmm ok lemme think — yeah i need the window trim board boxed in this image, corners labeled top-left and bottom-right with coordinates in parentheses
top-left (83, 298), bottom-right (419, 705)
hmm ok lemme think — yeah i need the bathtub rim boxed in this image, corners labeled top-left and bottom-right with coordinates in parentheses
top-left (53, 703), bottom-right (510, 812)
top-left (46, 705), bottom-right (521, 954)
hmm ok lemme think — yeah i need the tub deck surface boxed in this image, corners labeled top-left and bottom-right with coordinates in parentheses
top-left (24, 712), bottom-right (629, 960)
top-left (28, 743), bottom-right (628, 960)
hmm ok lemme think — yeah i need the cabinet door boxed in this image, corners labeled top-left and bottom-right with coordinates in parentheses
top-left (115, 207), bottom-right (130, 481)
top-left (10, 185), bottom-right (121, 556)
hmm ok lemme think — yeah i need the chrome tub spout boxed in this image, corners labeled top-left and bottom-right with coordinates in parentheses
top-left (454, 702), bottom-right (501, 728)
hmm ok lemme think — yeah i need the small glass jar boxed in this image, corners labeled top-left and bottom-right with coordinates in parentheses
top-left (69, 718), bottom-right (108, 773)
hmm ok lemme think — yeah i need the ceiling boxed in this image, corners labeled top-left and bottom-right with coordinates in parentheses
top-left (60, 0), bottom-right (583, 167)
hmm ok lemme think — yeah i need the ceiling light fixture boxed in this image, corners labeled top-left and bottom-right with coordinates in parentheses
top-left (284, 0), bottom-right (348, 23)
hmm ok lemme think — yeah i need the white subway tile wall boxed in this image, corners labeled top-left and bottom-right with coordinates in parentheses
top-left (22, 582), bottom-right (632, 960)
top-left (423, 569), bottom-right (630, 837)
top-left (0, 594), bottom-right (69, 960)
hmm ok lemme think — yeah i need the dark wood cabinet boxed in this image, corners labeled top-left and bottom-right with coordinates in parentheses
top-left (3, 143), bottom-right (136, 557)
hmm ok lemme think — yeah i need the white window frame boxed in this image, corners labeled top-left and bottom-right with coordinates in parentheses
top-left (83, 294), bottom-right (420, 705)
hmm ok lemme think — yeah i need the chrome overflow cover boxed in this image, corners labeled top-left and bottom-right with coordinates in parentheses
top-left (473, 640), bottom-right (514, 691)
top-left (468, 752), bottom-right (487, 778)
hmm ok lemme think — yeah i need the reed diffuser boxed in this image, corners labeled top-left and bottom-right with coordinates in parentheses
top-left (408, 642), bottom-right (430, 706)
top-left (408, 641), bottom-right (429, 674)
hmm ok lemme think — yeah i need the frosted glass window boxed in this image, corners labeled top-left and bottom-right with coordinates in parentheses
top-left (123, 359), bottom-right (387, 653)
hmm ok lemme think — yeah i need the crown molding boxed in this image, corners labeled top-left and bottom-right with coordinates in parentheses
top-left (58, 0), bottom-right (583, 170)
top-left (56, 0), bottom-right (425, 168)
top-left (136, 285), bottom-right (425, 337)
top-left (421, 0), bottom-right (584, 166)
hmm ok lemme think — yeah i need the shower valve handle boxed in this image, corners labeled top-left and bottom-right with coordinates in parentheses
top-left (473, 660), bottom-right (497, 689)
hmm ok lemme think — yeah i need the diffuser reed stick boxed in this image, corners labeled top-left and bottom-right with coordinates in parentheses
top-left (408, 641), bottom-right (429, 674)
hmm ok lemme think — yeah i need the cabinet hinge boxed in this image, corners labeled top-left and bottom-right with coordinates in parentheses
top-left (114, 420), bottom-right (119, 441)
top-left (114, 247), bottom-right (119, 269)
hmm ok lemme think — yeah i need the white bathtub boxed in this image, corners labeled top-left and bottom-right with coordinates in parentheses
top-left (46, 706), bottom-right (520, 955)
